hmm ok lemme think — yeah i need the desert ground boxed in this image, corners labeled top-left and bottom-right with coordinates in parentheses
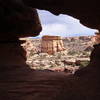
top-left (22, 36), bottom-right (94, 73)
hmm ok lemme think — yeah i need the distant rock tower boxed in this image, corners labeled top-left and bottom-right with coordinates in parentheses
top-left (41, 35), bottom-right (65, 54)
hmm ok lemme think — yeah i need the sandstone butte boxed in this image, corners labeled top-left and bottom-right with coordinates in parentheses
top-left (41, 35), bottom-right (66, 54)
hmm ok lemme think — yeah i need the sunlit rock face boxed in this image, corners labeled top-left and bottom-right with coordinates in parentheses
top-left (41, 36), bottom-right (65, 54)
top-left (23, 0), bottom-right (100, 31)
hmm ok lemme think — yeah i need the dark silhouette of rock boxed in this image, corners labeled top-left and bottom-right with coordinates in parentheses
top-left (23, 0), bottom-right (100, 31)
top-left (0, 1), bottom-right (42, 39)
top-left (0, 0), bottom-right (100, 32)
top-left (0, 40), bottom-right (100, 100)
top-left (0, 0), bottom-right (100, 100)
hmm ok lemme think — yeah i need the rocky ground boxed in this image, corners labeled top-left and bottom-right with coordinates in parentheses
top-left (21, 36), bottom-right (94, 74)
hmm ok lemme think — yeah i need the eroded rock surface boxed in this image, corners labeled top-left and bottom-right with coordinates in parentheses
top-left (41, 36), bottom-right (65, 54)
top-left (0, 0), bottom-right (100, 100)
top-left (0, 1), bottom-right (42, 39)
top-left (0, 44), bottom-right (100, 100)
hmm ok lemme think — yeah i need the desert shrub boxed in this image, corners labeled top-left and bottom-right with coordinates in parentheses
top-left (83, 51), bottom-right (90, 55)
top-left (29, 50), bottom-right (35, 57)
top-left (68, 51), bottom-right (77, 55)
top-left (80, 60), bottom-right (90, 67)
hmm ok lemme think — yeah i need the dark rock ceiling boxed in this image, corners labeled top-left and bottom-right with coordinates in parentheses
top-left (23, 0), bottom-right (100, 31)
top-left (0, 0), bottom-right (100, 38)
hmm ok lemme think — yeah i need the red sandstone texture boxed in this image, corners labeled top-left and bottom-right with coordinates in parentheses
top-left (41, 36), bottom-right (65, 54)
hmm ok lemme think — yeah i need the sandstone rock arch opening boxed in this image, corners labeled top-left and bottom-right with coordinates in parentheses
top-left (23, 0), bottom-right (100, 31)
top-left (0, 0), bottom-right (100, 100)
top-left (20, 9), bottom-right (98, 73)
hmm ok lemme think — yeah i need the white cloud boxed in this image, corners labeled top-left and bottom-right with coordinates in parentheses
top-left (37, 9), bottom-right (98, 37)
top-left (39, 23), bottom-right (68, 37)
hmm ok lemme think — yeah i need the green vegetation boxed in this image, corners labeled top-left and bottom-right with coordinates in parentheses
top-left (79, 61), bottom-right (90, 67)
top-left (68, 51), bottom-right (78, 55)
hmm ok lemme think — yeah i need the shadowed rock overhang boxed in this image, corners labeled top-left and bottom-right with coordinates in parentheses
top-left (0, 0), bottom-right (100, 39)
top-left (23, 0), bottom-right (100, 31)
top-left (0, 1), bottom-right (100, 100)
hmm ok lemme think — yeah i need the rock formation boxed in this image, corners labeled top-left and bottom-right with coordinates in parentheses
top-left (1, 0), bottom-right (100, 35)
top-left (0, 43), bottom-right (100, 100)
top-left (0, 6), bottom-right (42, 99)
top-left (94, 33), bottom-right (100, 44)
top-left (23, 0), bottom-right (100, 31)
top-left (41, 35), bottom-right (65, 54)
top-left (0, 1), bottom-right (42, 39)
top-left (0, 0), bottom-right (100, 100)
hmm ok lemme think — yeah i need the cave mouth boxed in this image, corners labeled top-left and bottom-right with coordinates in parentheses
top-left (21, 9), bottom-right (98, 74)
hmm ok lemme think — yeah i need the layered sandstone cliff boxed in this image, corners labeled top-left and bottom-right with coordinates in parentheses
top-left (41, 36), bottom-right (65, 54)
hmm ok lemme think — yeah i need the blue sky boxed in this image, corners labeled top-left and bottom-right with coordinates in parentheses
top-left (36, 9), bottom-right (98, 37)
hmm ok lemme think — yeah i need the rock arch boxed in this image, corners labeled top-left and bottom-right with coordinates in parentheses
top-left (23, 0), bottom-right (100, 31)
top-left (0, 0), bottom-right (100, 100)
